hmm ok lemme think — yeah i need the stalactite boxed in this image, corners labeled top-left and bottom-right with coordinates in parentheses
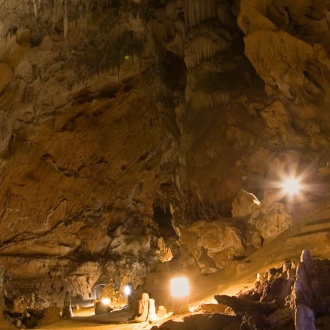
top-left (185, 34), bottom-right (228, 69)
top-left (143, 1), bottom-right (185, 63)
top-left (184, 0), bottom-right (217, 29)
top-left (32, 0), bottom-right (38, 17)
top-left (207, 145), bottom-right (222, 160)
top-left (213, 92), bottom-right (230, 106)
top-left (173, 34), bottom-right (184, 57)
top-left (184, 17), bottom-right (232, 69)
top-left (63, 0), bottom-right (68, 39)
top-left (8, 0), bottom-right (144, 80)
top-left (217, 0), bottom-right (240, 32)
top-left (191, 91), bottom-right (214, 111)
top-left (175, 104), bottom-right (185, 123)
top-left (142, 64), bottom-right (169, 103)
top-left (51, 0), bottom-right (61, 34)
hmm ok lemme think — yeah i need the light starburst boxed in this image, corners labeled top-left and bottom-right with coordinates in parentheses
top-left (282, 177), bottom-right (301, 195)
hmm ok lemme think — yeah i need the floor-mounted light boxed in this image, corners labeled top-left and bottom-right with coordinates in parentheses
top-left (101, 298), bottom-right (110, 305)
top-left (124, 284), bottom-right (132, 305)
top-left (124, 285), bottom-right (131, 296)
top-left (170, 277), bottom-right (190, 314)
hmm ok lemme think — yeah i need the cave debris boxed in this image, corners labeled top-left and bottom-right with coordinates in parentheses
top-left (152, 249), bottom-right (330, 329)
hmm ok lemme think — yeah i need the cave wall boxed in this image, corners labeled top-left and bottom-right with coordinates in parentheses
top-left (0, 0), bottom-right (176, 306)
top-left (0, 0), bottom-right (330, 307)
top-left (170, 0), bottom-right (330, 271)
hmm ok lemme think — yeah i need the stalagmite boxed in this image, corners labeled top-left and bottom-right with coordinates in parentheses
top-left (295, 304), bottom-right (316, 330)
top-left (129, 293), bottom-right (150, 322)
top-left (282, 260), bottom-right (296, 280)
top-left (0, 270), bottom-right (4, 311)
top-left (1, 0), bottom-right (330, 329)
top-left (300, 249), bottom-right (313, 277)
top-left (0, 270), bottom-right (14, 329)
top-left (61, 292), bottom-right (73, 319)
top-left (294, 280), bottom-right (309, 307)
top-left (147, 298), bottom-right (158, 323)
top-left (296, 262), bottom-right (308, 283)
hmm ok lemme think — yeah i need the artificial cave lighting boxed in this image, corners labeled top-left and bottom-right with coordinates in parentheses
top-left (101, 298), bottom-right (110, 305)
top-left (170, 277), bottom-right (190, 314)
top-left (281, 177), bottom-right (301, 195)
top-left (124, 285), bottom-right (131, 296)
top-left (170, 277), bottom-right (189, 298)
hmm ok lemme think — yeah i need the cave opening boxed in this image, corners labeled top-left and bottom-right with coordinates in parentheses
top-left (152, 204), bottom-right (177, 238)
top-left (161, 51), bottom-right (187, 93)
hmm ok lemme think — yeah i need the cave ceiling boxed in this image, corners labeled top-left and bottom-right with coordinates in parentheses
top-left (0, 0), bottom-right (330, 306)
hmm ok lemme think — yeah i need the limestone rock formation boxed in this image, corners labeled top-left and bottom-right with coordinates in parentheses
top-left (154, 250), bottom-right (330, 329)
top-left (231, 190), bottom-right (260, 219)
top-left (128, 292), bottom-right (150, 323)
top-left (179, 219), bottom-right (245, 274)
top-left (0, 0), bottom-right (329, 321)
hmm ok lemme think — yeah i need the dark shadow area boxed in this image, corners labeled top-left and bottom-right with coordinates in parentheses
top-left (161, 51), bottom-right (187, 93)
top-left (305, 218), bottom-right (330, 226)
top-left (153, 205), bottom-right (177, 238)
top-left (72, 309), bottom-right (132, 324)
top-left (294, 228), bottom-right (330, 238)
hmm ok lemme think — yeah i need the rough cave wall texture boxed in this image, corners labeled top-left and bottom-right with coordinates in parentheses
top-left (0, 0), bottom-right (329, 306)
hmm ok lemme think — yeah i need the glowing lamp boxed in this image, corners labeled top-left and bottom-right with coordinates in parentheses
top-left (101, 298), bottom-right (110, 305)
top-left (170, 277), bottom-right (189, 298)
top-left (282, 177), bottom-right (301, 195)
top-left (124, 285), bottom-right (131, 296)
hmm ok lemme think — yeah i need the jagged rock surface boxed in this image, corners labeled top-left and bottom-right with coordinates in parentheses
top-left (0, 0), bottom-right (329, 319)
top-left (152, 251), bottom-right (330, 329)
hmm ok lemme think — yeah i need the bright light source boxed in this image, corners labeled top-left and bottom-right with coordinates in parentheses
top-left (101, 298), bottom-right (110, 305)
top-left (282, 177), bottom-right (301, 195)
top-left (170, 277), bottom-right (189, 297)
top-left (124, 285), bottom-right (131, 296)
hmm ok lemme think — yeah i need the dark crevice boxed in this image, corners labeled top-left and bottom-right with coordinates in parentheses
top-left (153, 205), bottom-right (176, 238)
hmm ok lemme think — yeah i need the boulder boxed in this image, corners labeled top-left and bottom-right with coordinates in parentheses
top-left (231, 190), bottom-right (260, 219)
top-left (253, 202), bottom-right (292, 244)
top-left (180, 219), bottom-right (245, 273)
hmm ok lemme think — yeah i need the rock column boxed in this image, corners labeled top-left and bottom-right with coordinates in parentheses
top-left (294, 249), bottom-right (316, 330)
top-left (0, 269), bottom-right (4, 310)
top-left (0, 269), bottom-right (13, 329)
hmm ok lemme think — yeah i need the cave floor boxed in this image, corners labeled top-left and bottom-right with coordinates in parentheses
top-left (38, 212), bottom-right (330, 329)
top-left (39, 309), bottom-right (153, 329)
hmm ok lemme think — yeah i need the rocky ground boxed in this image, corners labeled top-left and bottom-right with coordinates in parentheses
top-left (33, 210), bottom-right (330, 329)
top-left (0, 1), bottom-right (330, 329)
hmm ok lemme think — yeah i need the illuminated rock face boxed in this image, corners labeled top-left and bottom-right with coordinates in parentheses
top-left (0, 0), bottom-right (169, 307)
top-left (179, 219), bottom-right (245, 274)
top-left (0, 0), bottom-right (330, 308)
